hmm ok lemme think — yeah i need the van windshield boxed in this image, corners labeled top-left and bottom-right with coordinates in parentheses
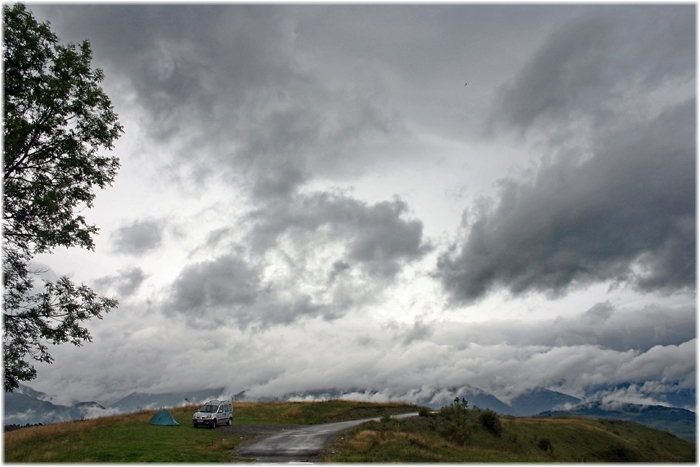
top-left (200, 405), bottom-right (218, 413)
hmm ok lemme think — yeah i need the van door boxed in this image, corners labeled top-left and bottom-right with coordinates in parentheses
top-left (216, 403), bottom-right (225, 424)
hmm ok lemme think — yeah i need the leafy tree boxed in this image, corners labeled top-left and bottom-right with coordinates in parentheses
top-left (3, 3), bottom-right (123, 391)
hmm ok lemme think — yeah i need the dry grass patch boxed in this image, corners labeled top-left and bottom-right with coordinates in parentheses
top-left (4, 406), bottom-right (200, 448)
top-left (347, 429), bottom-right (380, 450)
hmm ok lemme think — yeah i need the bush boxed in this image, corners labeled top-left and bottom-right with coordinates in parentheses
top-left (538, 438), bottom-right (552, 452)
top-left (418, 408), bottom-right (431, 417)
top-left (439, 418), bottom-right (471, 446)
top-left (478, 410), bottom-right (502, 436)
top-left (599, 443), bottom-right (638, 462)
top-left (436, 400), bottom-right (472, 446)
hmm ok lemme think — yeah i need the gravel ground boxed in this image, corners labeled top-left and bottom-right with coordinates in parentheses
top-left (217, 423), bottom-right (306, 437)
top-left (229, 423), bottom-right (361, 463)
top-left (208, 423), bottom-right (307, 459)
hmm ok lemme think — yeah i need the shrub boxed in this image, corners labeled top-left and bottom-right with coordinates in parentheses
top-left (439, 418), bottom-right (471, 446)
top-left (436, 401), bottom-right (472, 446)
top-left (599, 443), bottom-right (638, 462)
top-left (439, 401), bottom-right (468, 420)
top-left (418, 408), bottom-right (431, 417)
top-left (478, 410), bottom-right (502, 436)
top-left (538, 438), bottom-right (552, 452)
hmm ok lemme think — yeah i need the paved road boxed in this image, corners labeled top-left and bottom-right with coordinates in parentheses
top-left (238, 412), bottom-right (418, 462)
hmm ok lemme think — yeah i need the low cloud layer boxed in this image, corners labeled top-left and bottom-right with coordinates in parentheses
top-left (32, 300), bottom-right (694, 407)
top-left (426, 302), bottom-right (696, 354)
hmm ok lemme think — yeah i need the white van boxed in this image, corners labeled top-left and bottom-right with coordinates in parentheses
top-left (192, 399), bottom-right (234, 428)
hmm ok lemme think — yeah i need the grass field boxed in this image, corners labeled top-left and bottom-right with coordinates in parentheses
top-left (4, 400), bottom-right (696, 462)
top-left (3, 400), bottom-right (418, 462)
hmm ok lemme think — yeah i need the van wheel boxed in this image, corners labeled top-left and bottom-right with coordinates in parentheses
top-left (211, 420), bottom-right (216, 429)
top-left (227, 417), bottom-right (232, 426)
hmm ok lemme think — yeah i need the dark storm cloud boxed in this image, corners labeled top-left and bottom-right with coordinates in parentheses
top-left (439, 98), bottom-right (695, 303)
top-left (249, 192), bottom-right (432, 279)
top-left (94, 267), bottom-right (147, 298)
top-left (111, 219), bottom-right (163, 255)
top-left (34, 5), bottom-right (407, 199)
top-left (488, 6), bottom-right (694, 134)
top-left (438, 6), bottom-right (695, 305)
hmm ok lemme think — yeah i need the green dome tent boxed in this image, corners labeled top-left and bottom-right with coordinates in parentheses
top-left (149, 409), bottom-right (180, 426)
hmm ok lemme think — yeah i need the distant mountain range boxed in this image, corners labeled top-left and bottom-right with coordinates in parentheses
top-left (5, 383), bottom-right (695, 442)
top-left (538, 400), bottom-right (696, 442)
top-left (258, 385), bottom-right (582, 416)
top-left (3, 384), bottom-right (226, 426)
top-left (583, 382), bottom-right (696, 411)
top-left (4, 389), bottom-right (109, 426)
top-left (108, 387), bottom-right (226, 414)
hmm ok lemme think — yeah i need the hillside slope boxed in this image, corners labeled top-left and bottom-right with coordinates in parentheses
top-left (324, 407), bottom-right (696, 462)
top-left (538, 401), bottom-right (696, 441)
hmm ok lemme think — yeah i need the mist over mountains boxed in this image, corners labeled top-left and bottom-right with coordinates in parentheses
top-left (268, 385), bottom-right (582, 416)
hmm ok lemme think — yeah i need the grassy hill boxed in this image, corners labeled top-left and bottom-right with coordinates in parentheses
top-left (4, 400), bottom-right (695, 462)
top-left (322, 404), bottom-right (696, 462)
top-left (539, 401), bottom-right (696, 441)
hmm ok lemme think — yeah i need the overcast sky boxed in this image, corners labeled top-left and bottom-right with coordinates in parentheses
top-left (22, 3), bottom-right (695, 408)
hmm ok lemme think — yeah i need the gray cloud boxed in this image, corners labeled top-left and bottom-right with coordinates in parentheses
top-left (328, 260), bottom-right (351, 284)
top-left (163, 254), bottom-right (323, 329)
top-left (401, 321), bottom-right (433, 346)
top-left (111, 219), bottom-right (163, 255)
top-left (439, 97), bottom-right (695, 304)
top-left (21, 5), bottom-right (694, 410)
top-left (165, 254), bottom-right (261, 327)
top-left (163, 191), bottom-right (432, 328)
top-left (36, 5), bottom-right (408, 201)
top-left (488, 6), bottom-right (694, 135)
top-left (249, 192), bottom-right (432, 279)
top-left (444, 6), bottom-right (695, 305)
top-left (425, 301), bottom-right (695, 354)
top-left (94, 267), bottom-right (147, 298)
